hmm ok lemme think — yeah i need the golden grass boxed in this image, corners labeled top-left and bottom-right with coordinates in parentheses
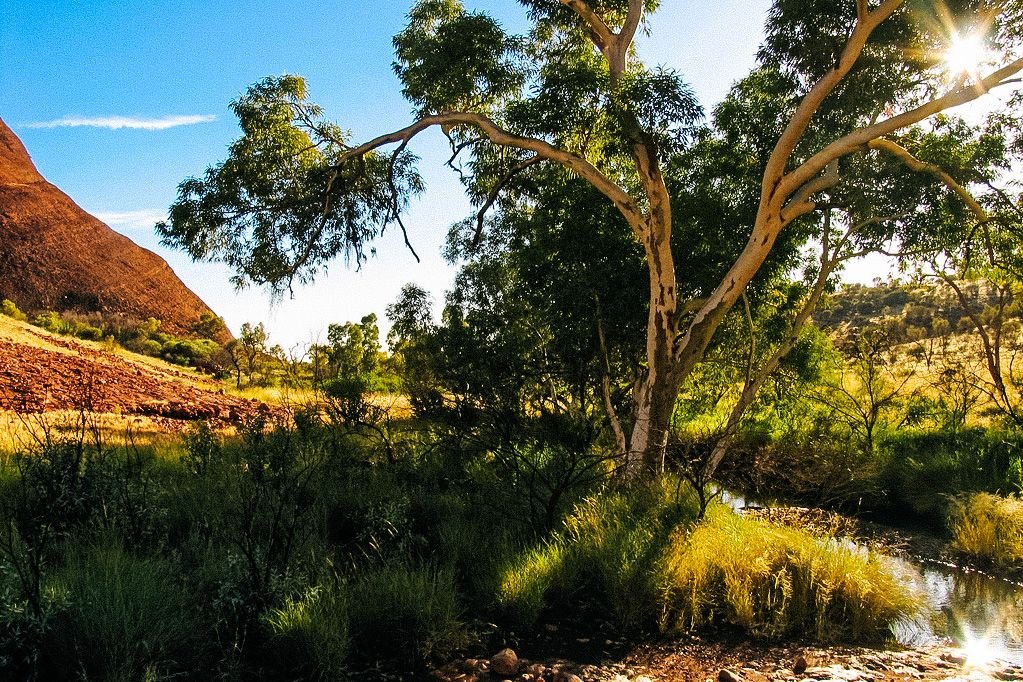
top-left (657, 507), bottom-right (922, 642)
top-left (0, 411), bottom-right (185, 459)
top-left (950, 492), bottom-right (1023, 565)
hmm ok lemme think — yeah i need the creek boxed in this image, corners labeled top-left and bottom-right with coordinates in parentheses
top-left (894, 557), bottom-right (1023, 666)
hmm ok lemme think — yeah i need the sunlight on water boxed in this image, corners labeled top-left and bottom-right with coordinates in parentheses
top-left (894, 558), bottom-right (1023, 666)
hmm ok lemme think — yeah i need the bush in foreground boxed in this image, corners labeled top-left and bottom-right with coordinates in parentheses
top-left (498, 477), bottom-right (699, 630)
top-left (44, 543), bottom-right (201, 681)
top-left (500, 480), bottom-right (921, 643)
top-left (658, 508), bottom-right (922, 642)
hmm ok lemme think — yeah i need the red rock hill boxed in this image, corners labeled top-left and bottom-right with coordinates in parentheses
top-left (0, 117), bottom-right (225, 339)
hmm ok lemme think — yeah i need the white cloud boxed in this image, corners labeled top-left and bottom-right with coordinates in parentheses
top-left (91, 209), bottom-right (167, 230)
top-left (23, 114), bottom-right (216, 130)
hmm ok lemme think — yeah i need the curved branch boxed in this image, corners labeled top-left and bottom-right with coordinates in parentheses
top-left (780, 55), bottom-right (1023, 198)
top-left (763, 0), bottom-right (904, 196)
top-left (472, 155), bottom-right (545, 246)
top-left (867, 138), bottom-right (989, 221)
top-left (338, 112), bottom-right (644, 229)
top-left (780, 159), bottom-right (841, 225)
top-left (560, 0), bottom-right (613, 53)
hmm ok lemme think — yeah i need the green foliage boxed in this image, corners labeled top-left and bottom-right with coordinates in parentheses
top-left (45, 543), bottom-right (200, 681)
top-left (393, 0), bottom-right (525, 117)
top-left (0, 300), bottom-right (27, 322)
top-left (657, 508), bottom-right (922, 642)
top-left (191, 311), bottom-right (227, 340)
top-left (877, 428), bottom-right (1023, 517)
top-left (346, 564), bottom-right (467, 666)
top-left (949, 492), bottom-right (1023, 566)
top-left (262, 581), bottom-right (350, 679)
top-left (158, 75), bottom-right (423, 293)
top-left (325, 313), bottom-right (384, 384)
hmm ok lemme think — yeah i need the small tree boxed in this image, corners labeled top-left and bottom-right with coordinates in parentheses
top-left (239, 322), bottom-right (269, 385)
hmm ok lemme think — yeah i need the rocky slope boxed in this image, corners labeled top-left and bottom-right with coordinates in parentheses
top-left (0, 315), bottom-right (262, 424)
top-left (0, 117), bottom-right (225, 339)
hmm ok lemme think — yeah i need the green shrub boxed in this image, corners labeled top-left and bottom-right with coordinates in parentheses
top-left (498, 477), bottom-right (700, 630)
top-left (0, 299), bottom-right (27, 322)
top-left (44, 543), bottom-right (201, 680)
top-left (31, 311), bottom-right (64, 334)
top-left (657, 508), bottom-right (921, 642)
top-left (74, 324), bottom-right (104, 341)
top-left (347, 563), bottom-right (467, 666)
top-left (262, 582), bottom-right (350, 679)
top-left (878, 428), bottom-right (1023, 518)
top-left (949, 492), bottom-right (1023, 565)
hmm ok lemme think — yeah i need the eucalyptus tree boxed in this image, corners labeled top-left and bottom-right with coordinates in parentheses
top-left (159, 0), bottom-right (1023, 475)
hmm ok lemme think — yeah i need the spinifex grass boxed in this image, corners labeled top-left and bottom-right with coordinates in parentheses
top-left (950, 492), bottom-right (1023, 565)
top-left (658, 507), bottom-right (922, 642)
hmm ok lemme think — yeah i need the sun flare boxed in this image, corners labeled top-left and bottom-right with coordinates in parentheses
top-left (944, 32), bottom-right (990, 77)
top-left (961, 629), bottom-right (996, 669)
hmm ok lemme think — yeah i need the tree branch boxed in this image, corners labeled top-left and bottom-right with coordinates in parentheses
top-left (780, 159), bottom-right (841, 225)
top-left (780, 55), bottom-right (1023, 197)
top-left (472, 155), bottom-right (545, 246)
top-left (867, 138), bottom-right (989, 221)
top-left (559, 0), bottom-right (614, 54)
top-left (763, 0), bottom-right (904, 196)
top-left (338, 112), bottom-right (644, 229)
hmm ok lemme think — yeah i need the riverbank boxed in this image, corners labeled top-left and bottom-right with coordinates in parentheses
top-left (426, 505), bottom-right (1023, 682)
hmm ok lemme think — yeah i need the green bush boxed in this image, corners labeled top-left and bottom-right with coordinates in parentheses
top-left (262, 582), bottom-right (350, 679)
top-left (949, 492), bottom-right (1023, 565)
top-left (44, 543), bottom-right (201, 680)
top-left (31, 311), bottom-right (65, 334)
top-left (347, 563), bottom-right (467, 666)
top-left (657, 508), bottom-right (922, 642)
top-left (0, 299), bottom-right (27, 322)
top-left (877, 428), bottom-right (1023, 518)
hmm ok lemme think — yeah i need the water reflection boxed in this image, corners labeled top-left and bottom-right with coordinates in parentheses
top-left (895, 558), bottom-right (1023, 665)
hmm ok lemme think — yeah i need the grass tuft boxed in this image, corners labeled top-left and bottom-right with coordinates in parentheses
top-left (347, 563), bottom-right (467, 665)
top-left (44, 543), bottom-right (200, 681)
top-left (657, 507), bottom-right (922, 642)
top-left (262, 582), bottom-right (350, 679)
top-left (949, 492), bottom-right (1023, 565)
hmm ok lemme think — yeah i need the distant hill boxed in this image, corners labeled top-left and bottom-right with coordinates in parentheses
top-left (0, 117), bottom-right (227, 340)
top-left (815, 279), bottom-right (1000, 343)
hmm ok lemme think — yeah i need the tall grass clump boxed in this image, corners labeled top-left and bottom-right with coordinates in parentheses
top-left (658, 508), bottom-right (921, 642)
top-left (949, 492), bottom-right (1023, 566)
top-left (262, 581), bottom-right (350, 679)
top-left (44, 543), bottom-right (200, 681)
top-left (498, 477), bottom-right (700, 630)
top-left (346, 563), bottom-right (467, 666)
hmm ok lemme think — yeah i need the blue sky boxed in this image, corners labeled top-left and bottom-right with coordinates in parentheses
top-left (1, 1), bottom-right (776, 347)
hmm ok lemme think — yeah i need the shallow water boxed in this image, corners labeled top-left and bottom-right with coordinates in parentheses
top-left (893, 558), bottom-right (1023, 665)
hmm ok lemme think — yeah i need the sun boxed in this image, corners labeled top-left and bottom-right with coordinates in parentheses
top-left (944, 32), bottom-right (990, 78)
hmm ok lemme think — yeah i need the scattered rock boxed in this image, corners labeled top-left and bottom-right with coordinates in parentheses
top-left (718, 670), bottom-right (743, 682)
top-left (491, 648), bottom-right (520, 677)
